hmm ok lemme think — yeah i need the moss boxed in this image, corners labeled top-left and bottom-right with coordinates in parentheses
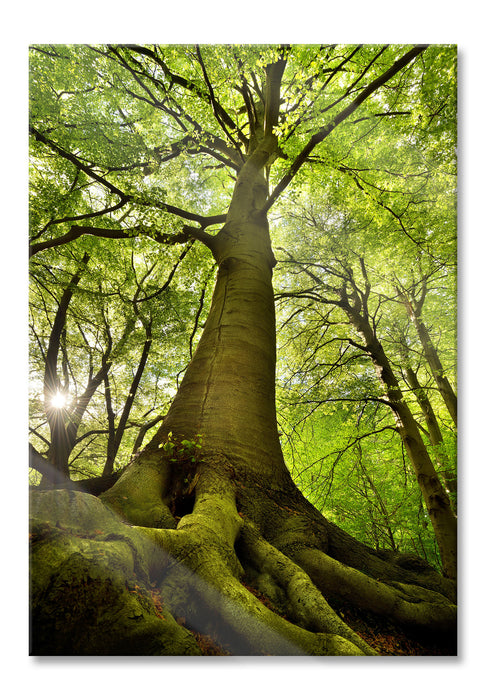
top-left (30, 515), bottom-right (201, 655)
top-left (30, 489), bottom-right (122, 533)
top-left (29, 483), bottom-right (455, 656)
top-left (31, 548), bottom-right (200, 655)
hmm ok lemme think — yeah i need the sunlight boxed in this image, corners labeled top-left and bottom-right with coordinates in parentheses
top-left (50, 391), bottom-right (67, 409)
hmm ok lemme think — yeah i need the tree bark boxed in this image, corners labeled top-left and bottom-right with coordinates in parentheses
top-left (404, 363), bottom-right (457, 501)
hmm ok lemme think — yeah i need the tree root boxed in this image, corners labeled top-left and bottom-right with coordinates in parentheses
top-left (148, 535), bottom-right (367, 655)
top-left (236, 520), bottom-right (376, 654)
top-left (132, 464), bottom-right (369, 655)
top-left (293, 547), bottom-right (456, 636)
top-left (29, 472), bottom-right (457, 656)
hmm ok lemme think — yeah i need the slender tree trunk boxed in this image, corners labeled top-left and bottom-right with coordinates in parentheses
top-left (41, 253), bottom-right (110, 482)
top-left (404, 364), bottom-right (457, 502)
top-left (343, 304), bottom-right (457, 579)
top-left (42, 254), bottom-right (89, 483)
top-left (103, 322), bottom-right (153, 476)
top-left (103, 373), bottom-right (117, 475)
top-left (401, 293), bottom-right (457, 427)
top-left (356, 443), bottom-right (397, 551)
top-left (404, 365), bottom-right (443, 444)
top-left (414, 318), bottom-right (457, 427)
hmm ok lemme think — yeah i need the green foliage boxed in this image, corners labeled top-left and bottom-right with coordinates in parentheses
top-left (159, 432), bottom-right (204, 463)
top-left (29, 44), bottom-right (456, 565)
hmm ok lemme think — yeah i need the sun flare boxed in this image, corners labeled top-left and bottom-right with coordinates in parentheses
top-left (50, 391), bottom-right (67, 409)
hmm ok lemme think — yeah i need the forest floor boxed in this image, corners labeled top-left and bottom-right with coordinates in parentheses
top-left (336, 603), bottom-right (457, 656)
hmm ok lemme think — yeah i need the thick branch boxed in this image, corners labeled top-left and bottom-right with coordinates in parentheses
top-left (262, 45), bottom-right (427, 214)
top-left (30, 126), bottom-right (126, 199)
top-left (264, 56), bottom-right (287, 138)
top-left (30, 221), bottom-right (221, 258)
top-left (35, 200), bottom-right (128, 241)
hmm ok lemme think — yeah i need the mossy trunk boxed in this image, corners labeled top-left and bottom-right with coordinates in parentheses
top-left (102, 135), bottom-right (291, 524)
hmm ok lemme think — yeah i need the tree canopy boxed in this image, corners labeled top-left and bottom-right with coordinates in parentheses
top-left (29, 43), bottom-right (457, 657)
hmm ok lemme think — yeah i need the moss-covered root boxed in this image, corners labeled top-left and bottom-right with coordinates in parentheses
top-left (29, 490), bottom-right (200, 655)
top-left (160, 551), bottom-right (367, 656)
top-left (100, 451), bottom-right (176, 528)
top-left (237, 522), bottom-right (376, 655)
top-left (142, 527), bottom-right (368, 656)
top-left (29, 522), bottom-right (201, 655)
top-left (295, 547), bottom-right (457, 635)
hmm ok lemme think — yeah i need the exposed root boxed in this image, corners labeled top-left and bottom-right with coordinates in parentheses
top-left (100, 450), bottom-right (176, 528)
top-left (30, 461), bottom-right (457, 657)
top-left (236, 520), bottom-right (376, 654)
top-left (294, 547), bottom-right (456, 636)
top-left (235, 476), bottom-right (456, 643)
top-left (29, 520), bottom-right (200, 655)
top-left (150, 540), bottom-right (367, 655)
top-left (134, 462), bottom-right (369, 655)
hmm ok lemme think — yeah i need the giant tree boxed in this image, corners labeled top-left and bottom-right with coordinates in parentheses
top-left (30, 44), bottom-right (457, 656)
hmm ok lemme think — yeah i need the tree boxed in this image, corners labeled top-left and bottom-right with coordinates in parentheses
top-left (29, 226), bottom-right (202, 486)
top-left (273, 174), bottom-right (456, 564)
top-left (29, 44), bottom-right (457, 656)
top-left (396, 279), bottom-right (457, 427)
top-left (275, 248), bottom-right (456, 576)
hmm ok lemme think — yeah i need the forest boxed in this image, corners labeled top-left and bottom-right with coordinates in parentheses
top-left (29, 43), bottom-right (457, 656)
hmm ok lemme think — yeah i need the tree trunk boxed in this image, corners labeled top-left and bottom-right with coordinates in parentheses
top-left (414, 317), bottom-right (457, 427)
top-left (343, 304), bottom-right (457, 579)
top-left (401, 292), bottom-right (457, 427)
top-left (102, 133), bottom-right (289, 516)
top-left (102, 322), bottom-right (153, 476)
top-left (151, 167), bottom-right (285, 483)
top-left (404, 364), bottom-right (457, 502)
top-left (42, 254), bottom-right (89, 483)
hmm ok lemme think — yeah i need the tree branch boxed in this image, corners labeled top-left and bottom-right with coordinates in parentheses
top-left (30, 126), bottom-right (126, 199)
top-left (43, 253), bottom-right (90, 405)
top-left (264, 55), bottom-right (287, 138)
top-left (195, 45), bottom-right (244, 156)
top-left (262, 45), bottom-right (427, 214)
top-left (30, 219), bottom-right (222, 257)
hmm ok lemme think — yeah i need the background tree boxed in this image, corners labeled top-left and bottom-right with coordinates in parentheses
top-left (29, 43), bottom-right (457, 656)
top-left (275, 242), bottom-right (456, 576)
